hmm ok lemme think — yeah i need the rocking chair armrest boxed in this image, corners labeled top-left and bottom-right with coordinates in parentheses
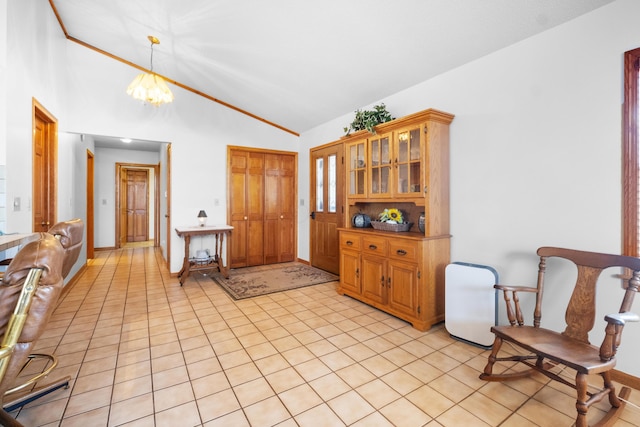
top-left (600, 311), bottom-right (639, 361)
top-left (494, 285), bottom-right (539, 326)
top-left (494, 284), bottom-right (539, 293)
top-left (604, 312), bottom-right (640, 326)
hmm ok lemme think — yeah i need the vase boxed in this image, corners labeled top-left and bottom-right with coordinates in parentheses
top-left (418, 212), bottom-right (425, 233)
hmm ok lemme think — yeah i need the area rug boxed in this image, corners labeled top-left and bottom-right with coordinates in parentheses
top-left (212, 264), bottom-right (339, 300)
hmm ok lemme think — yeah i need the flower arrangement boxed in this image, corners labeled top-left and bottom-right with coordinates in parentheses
top-left (378, 208), bottom-right (404, 224)
top-left (371, 208), bottom-right (412, 232)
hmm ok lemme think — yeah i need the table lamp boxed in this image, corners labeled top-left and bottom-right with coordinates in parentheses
top-left (197, 210), bottom-right (207, 226)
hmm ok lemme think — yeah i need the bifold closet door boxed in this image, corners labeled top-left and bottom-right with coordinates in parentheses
top-left (229, 148), bottom-right (296, 268)
top-left (264, 153), bottom-right (295, 264)
top-left (229, 149), bottom-right (264, 268)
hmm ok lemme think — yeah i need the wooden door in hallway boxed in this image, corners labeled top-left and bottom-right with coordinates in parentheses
top-left (310, 143), bottom-right (343, 274)
top-left (115, 162), bottom-right (156, 249)
top-left (126, 169), bottom-right (149, 242)
top-left (32, 99), bottom-right (57, 232)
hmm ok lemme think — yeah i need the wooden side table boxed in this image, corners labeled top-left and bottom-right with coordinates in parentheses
top-left (175, 225), bottom-right (233, 286)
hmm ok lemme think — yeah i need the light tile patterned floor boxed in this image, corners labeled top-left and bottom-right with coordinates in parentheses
top-left (9, 247), bottom-right (640, 426)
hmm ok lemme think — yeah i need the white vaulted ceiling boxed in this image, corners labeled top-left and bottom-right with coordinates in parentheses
top-left (51, 0), bottom-right (613, 135)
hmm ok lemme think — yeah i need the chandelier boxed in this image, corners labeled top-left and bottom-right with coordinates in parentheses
top-left (126, 36), bottom-right (174, 106)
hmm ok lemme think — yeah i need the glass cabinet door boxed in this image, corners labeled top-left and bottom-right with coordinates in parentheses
top-left (346, 140), bottom-right (367, 198)
top-left (395, 127), bottom-right (422, 197)
top-left (369, 133), bottom-right (391, 197)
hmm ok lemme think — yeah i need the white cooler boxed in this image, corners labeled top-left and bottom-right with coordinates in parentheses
top-left (445, 262), bottom-right (498, 348)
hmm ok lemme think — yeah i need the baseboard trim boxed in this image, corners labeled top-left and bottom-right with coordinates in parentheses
top-left (612, 369), bottom-right (640, 390)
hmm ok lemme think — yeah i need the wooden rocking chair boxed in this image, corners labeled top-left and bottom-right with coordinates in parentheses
top-left (480, 247), bottom-right (640, 427)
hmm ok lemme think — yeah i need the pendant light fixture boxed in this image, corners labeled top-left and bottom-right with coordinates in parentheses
top-left (126, 35), bottom-right (174, 106)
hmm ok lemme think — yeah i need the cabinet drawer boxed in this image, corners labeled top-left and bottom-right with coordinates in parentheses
top-left (340, 232), bottom-right (361, 250)
top-left (388, 239), bottom-right (420, 262)
top-left (362, 236), bottom-right (388, 256)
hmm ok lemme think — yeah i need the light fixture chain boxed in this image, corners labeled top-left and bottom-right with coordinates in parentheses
top-left (149, 40), bottom-right (155, 72)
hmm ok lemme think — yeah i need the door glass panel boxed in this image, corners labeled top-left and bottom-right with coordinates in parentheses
top-left (371, 139), bottom-right (379, 166)
top-left (316, 158), bottom-right (323, 211)
top-left (380, 136), bottom-right (390, 195)
top-left (348, 141), bottom-right (366, 197)
top-left (350, 145), bottom-right (357, 168)
top-left (371, 167), bottom-right (380, 194)
top-left (381, 167), bottom-right (389, 193)
top-left (357, 142), bottom-right (365, 167)
top-left (357, 170), bottom-right (365, 194)
top-left (328, 154), bottom-right (336, 212)
top-left (398, 164), bottom-right (408, 193)
top-left (381, 137), bottom-right (390, 164)
top-left (410, 163), bottom-right (421, 193)
top-left (398, 132), bottom-right (408, 162)
top-left (350, 170), bottom-right (356, 194)
top-left (371, 136), bottom-right (391, 195)
top-left (409, 128), bottom-right (421, 193)
top-left (410, 129), bottom-right (420, 160)
top-left (370, 138), bottom-right (379, 194)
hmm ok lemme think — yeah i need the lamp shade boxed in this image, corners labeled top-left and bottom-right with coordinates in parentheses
top-left (126, 73), bottom-right (174, 106)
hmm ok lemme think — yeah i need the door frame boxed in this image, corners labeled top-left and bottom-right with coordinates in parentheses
top-left (115, 162), bottom-right (160, 248)
top-left (32, 98), bottom-right (57, 232)
top-left (86, 149), bottom-right (95, 259)
top-left (165, 144), bottom-right (172, 268)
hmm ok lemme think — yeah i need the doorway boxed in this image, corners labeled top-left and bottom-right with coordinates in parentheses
top-left (86, 150), bottom-right (95, 259)
top-left (115, 163), bottom-right (159, 248)
top-left (32, 98), bottom-right (57, 232)
top-left (309, 142), bottom-right (344, 274)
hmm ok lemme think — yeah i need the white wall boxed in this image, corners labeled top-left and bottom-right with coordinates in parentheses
top-left (0, 0), bottom-right (7, 165)
top-left (5, 0), bottom-right (70, 233)
top-left (299, 0), bottom-right (640, 376)
top-left (3, 0), bottom-right (92, 280)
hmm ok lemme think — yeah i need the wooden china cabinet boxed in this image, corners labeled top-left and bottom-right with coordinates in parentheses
top-left (338, 108), bottom-right (454, 331)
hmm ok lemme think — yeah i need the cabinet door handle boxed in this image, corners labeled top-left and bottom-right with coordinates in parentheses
top-left (346, 240), bottom-right (353, 246)
top-left (369, 244), bottom-right (377, 250)
top-left (381, 276), bottom-right (385, 286)
top-left (244, 216), bottom-right (248, 220)
top-left (387, 276), bottom-right (391, 288)
top-left (356, 268), bottom-right (359, 278)
top-left (396, 249), bottom-right (407, 256)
